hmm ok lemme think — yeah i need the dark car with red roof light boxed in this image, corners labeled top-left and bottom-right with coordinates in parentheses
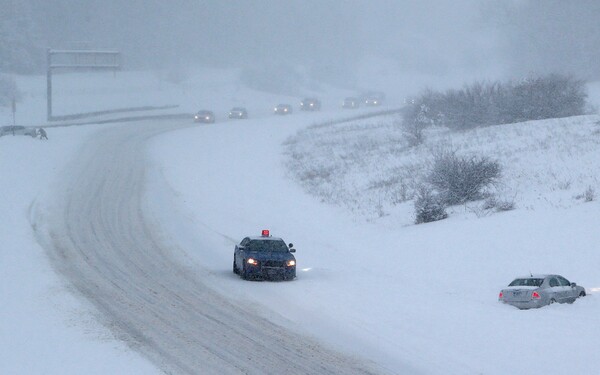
top-left (233, 230), bottom-right (297, 281)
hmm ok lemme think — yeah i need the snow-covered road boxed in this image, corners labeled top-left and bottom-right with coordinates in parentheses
top-left (30, 120), bottom-right (388, 375)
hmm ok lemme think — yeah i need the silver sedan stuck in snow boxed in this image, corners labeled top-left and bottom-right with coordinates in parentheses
top-left (499, 274), bottom-right (586, 309)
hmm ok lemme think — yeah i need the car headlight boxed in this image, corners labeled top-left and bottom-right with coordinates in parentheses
top-left (194, 115), bottom-right (199, 119)
top-left (247, 258), bottom-right (259, 265)
top-left (287, 260), bottom-right (296, 267)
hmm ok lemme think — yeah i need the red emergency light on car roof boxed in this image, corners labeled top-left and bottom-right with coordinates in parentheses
top-left (261, 229), bottom-right (270, 237)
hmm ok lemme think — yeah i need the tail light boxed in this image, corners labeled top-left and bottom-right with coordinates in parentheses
top-left (498, 292), bottom-right (503, 300)
top-left (532, 291), bottom-right (541, 299)
top-left (261, 229), bottom-right (270, 237)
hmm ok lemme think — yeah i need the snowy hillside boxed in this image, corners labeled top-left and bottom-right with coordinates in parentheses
top-left (148, 106), bottom-right (600, 375)
top-left (284, 112), bottom-right (600, 222)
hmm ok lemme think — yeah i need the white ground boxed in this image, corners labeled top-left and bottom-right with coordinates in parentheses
top-left (1, 68), bottom-right (600, 374)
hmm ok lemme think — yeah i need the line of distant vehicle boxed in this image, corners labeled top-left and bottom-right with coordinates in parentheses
top-left (193, 91), bottom-right (386, 124)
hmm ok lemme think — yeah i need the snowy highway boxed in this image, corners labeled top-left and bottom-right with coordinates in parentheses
top-left (31, 120), bottom-right (389, 375)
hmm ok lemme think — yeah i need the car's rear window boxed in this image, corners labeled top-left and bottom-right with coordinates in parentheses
top-left (246, 240), bottom-right (288, 252)
top-left (509, 278), bottom-right (544, 287)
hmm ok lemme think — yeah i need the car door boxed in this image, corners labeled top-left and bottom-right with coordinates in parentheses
top-left (547, 277), bottom-right (562, 302)
top-left (557, 276), bottom-right (576, 302)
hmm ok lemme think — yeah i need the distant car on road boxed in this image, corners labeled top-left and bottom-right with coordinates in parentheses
top-left (499, 274), bottom-right (586, 309)
top-left (363, 91), bottom-right (385, 106)
top-left (0, 125), bottom-right (38, 137)
top-left (342, 97), bottom-right (360, 109)
top-left (274, 104), bottom-right (293, 115)
top-left (300, 98), bottom-right (321, 111)
top-left (228, 107), bottom-right (248, 119)
top-left (233, 230), bottom-right (296, 281)
top-left (194, 110), bottom-right (215, 124)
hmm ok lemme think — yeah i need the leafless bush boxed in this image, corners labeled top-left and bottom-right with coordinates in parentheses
top-left (428, 149), bottom-right (501, 206)
top-left (402, 74), bottom-right (588, 130)
top-left (391, 182), bottom-right (411, 204)
top-left (577, 186), bottom-right (597, 202)
top-left (402, 118), bottom-right (425, 147)
top-left (414, 185), bottom-right (448, 224)
top-left (584, 186), bottom-right (596, 202)
top-left (483, 195), bottom-right (516, 212)
top-left (298, 166), bottom-right (336, 184)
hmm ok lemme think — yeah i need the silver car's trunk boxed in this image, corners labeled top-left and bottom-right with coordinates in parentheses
top-left (503, 288), bottom-right (536, 302)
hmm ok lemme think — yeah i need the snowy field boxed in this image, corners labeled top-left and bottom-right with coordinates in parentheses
top-left (2, 68), bottom-right (600, 374)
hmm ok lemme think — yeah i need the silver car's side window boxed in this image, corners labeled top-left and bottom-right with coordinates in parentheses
top-left (549, 278), bottom-right (560, 287)
top-left (557, 276), bottom-right (571, 286)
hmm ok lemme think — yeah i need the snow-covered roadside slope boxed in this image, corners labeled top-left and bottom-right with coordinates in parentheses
top-left (148, 113), bottom-right (600, 375)
top-left (0, 126), bottom-right (161, 374)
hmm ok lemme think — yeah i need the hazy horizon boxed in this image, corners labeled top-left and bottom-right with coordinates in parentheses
top-left (2, 1), bottom-right (600, 82)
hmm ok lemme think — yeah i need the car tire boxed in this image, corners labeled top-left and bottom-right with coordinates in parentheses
top-left (549, 298), bottom-right (556, 304)
top-left (240, 264), bottom-right (247, 280)
top-left (233, 260), bottom-right (238, 274)
top-left (579, 291), bottom-right (586, 297)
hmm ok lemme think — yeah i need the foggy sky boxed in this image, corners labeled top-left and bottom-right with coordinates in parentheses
top-left (5, 1), bottom-right (600, 79)
top-left (24, 1), bottom-right (497, 71)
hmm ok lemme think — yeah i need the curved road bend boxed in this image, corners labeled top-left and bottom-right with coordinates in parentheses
top-left (33, 120), bottom-right (392, 375)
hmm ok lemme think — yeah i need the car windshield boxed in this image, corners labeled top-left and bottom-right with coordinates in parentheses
top-left (246, 239), bottom-right (289, 252)
top-left (508, 278), bottom-right (544, 287)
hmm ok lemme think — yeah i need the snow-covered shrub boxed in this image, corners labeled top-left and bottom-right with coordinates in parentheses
top-left (414, 185), bottom-right (447, 224)
top-left (402, 89), bottom-right (445, 129)
top-left (574, 186), bottom-right (595, 202)
top-left (584, 186), bottom-right (595, 202)
top-left (428, 149), bottom-right (501, 206)
top-left (401, 116), bottom-right (425, 147)
top-left (509, 74), bottom-right (587, 122)
top-left (483, 195), bottom-right (515, 212)
top-left (402, 74), bottom-right (588, 130)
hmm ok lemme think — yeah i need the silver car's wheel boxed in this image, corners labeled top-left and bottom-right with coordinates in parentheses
top-left (579, 291), bottom-right (586, 297)
top-left (549, 298), bottom-right (556, 304)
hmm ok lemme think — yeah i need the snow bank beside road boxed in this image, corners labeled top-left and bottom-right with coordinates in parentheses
top-left (148, 113), bottom-right (600, 375)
